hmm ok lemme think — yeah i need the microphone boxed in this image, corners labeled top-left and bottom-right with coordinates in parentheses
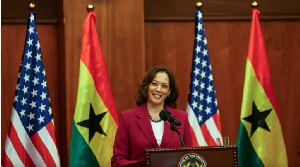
top-left (159, 110), bottom-right (181, 126)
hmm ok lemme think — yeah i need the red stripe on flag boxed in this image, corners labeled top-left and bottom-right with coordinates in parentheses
top-left (212, 113), bottom-right (222, 135)
top-left (190, 126), bottom-right (199, 146)
top-left (2, 152), bottom-right (14, 167)
top-left (45, 121), bottom-right (57, 146)
top-left (200, 124), bottom-right (216, 146)
top-left (31, 132), bottom-right (56, 167)
top-left (7, 122), bottom-right (35, 166)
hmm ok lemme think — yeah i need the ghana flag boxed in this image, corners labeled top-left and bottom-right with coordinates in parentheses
top-left (69, 9), bottom-right (119, 167)
top-left (237, 7), bottom-right (288, 167)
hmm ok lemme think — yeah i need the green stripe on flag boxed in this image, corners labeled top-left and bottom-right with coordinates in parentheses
top-left (69, 121), bottom-right (100, 167)
top-left (237, 121), bottom-right (264, 167)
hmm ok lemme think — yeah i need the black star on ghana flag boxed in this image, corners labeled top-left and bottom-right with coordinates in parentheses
top-left (242, 101), bottom-right (272, 137)
top-left (77, 104), bottom-right (107, 142)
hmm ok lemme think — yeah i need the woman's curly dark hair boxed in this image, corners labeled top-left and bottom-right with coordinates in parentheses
top-left (135, 66), bottom-right (179, 109)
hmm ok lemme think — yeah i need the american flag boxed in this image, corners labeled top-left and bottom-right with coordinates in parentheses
top-left (1, 11), bottom-right (61, 167)
top-left (186, 9), bottom-right (223, 146)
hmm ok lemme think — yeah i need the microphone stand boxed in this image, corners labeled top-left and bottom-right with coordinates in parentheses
top-left (170, 124), bottom-right (185, 147)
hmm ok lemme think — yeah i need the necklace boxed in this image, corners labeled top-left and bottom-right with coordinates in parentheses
top-left (147, 109), bottom-right (162, 122)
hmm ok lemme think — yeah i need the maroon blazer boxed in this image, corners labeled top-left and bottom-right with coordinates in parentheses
top-left (111, 103), bottom-right (193, 167)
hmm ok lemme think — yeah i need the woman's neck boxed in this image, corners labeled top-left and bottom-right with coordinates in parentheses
top-left (146, 101), bottom-right (164, 113)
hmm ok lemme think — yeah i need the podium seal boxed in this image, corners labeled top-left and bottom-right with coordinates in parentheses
top-left (178, 153), bottom-right (207, 167)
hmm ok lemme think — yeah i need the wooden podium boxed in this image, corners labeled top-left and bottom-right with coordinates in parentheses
top-left (124, 145), bottom-right (238, 167)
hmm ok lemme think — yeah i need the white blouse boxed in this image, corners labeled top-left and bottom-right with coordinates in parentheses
top-left (150, 121), bottom-right (164, 146)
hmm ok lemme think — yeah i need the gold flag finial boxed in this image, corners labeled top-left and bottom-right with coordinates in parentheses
top-left (87, 4), bottom-right (94, 11)
top-left (29, 3), bottom-right (35, 11)
top-left (195, 2), bottom-right (202, 10)
top-left (252, 1), bottom-right (258, 8)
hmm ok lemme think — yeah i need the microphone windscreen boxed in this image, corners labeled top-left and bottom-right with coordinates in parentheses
top-left (159, 109), bottom-right (171, 121)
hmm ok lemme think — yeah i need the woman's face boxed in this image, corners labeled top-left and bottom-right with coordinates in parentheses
top-left (147, 71), bottom-right (171, 107)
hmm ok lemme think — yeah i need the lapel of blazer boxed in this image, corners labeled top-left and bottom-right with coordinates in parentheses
top-left (160, 105), bottom-right (177, 148)
top-left (136, 103), bottom-right (159, 148)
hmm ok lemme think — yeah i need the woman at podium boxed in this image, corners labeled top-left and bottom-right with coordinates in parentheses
top-left (111, 66), bottom-right (193, 167)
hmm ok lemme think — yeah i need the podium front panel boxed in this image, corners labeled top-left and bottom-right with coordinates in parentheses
top-left (145, 145), bottom-right (238, 167)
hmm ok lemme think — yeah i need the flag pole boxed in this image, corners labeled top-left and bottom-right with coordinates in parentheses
top-left (1, 2), bottom-right (61, 166)
top-left (87, 4), bottom-right (94, 11)
top-left (251, 1), bottom-right (258, 8)
top-left (195, 2), bottom-right (202, 9)
top-left (28, 3), bottom-right (35, 22)
top-left (187, 1), bottom-right (223, 147)
top-left (29, 3), bottom-right (35, 11)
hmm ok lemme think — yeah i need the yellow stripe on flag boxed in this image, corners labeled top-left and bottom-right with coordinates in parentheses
top-left (74, 61), bottom-right (118, 165)
top-left (241, 60), bottom-right (288, 166)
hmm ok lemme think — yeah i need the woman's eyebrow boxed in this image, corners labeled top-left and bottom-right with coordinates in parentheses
top-left (153, 80), bottom-right (169, 85)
